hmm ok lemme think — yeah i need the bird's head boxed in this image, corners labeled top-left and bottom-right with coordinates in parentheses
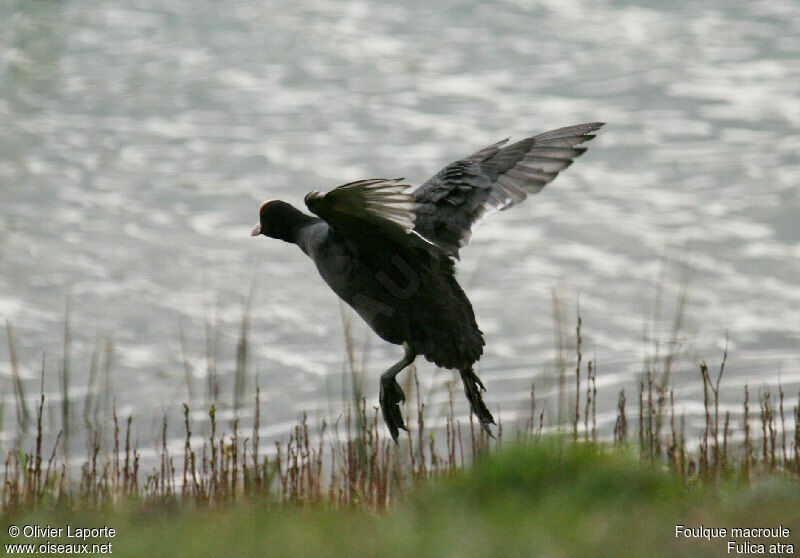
top-left (251, 200), bottom-right (308, 243)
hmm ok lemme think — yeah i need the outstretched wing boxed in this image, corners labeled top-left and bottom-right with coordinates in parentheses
top-left (305, 178), bottom-right (417, 241)
top-left (413, 122), bottom-right (604, 257)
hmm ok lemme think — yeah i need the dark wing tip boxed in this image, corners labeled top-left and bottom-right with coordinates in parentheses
top-left (579, 122), bottom-right (606, 131)
top-left (579, 122), bottom-right (605, 139)
top-left (533, 121), bottom-right (605, 141)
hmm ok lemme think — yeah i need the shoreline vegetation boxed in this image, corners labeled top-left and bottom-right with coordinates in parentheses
top-left (2, 304), bottom-right (799, 556)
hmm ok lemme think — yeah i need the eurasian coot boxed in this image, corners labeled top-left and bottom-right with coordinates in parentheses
top-left (252, 122), bottom-right (604, 441)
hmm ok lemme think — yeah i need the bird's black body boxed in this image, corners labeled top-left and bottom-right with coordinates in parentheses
top-left (302, 222), bottom-right (483, 371)
top-left (253, 123), bottom-right (604, 441)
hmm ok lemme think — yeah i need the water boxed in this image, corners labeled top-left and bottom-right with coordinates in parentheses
top-left (1, 0), bottom-right (799, 453)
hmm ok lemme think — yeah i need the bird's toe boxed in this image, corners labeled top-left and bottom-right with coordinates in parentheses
top-left (460, 368), bottom-right (496, 429)
top-left (380, 377), bottom-right (408, 442)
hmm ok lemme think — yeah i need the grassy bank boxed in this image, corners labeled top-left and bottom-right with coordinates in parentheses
top-left (2, 440), bottom-right (798, 557)
top-left (1, 362), bottom-right (799, 558)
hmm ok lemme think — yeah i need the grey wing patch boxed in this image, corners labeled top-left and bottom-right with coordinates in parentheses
top-left (305, 178), bottom-right (417, 237)
top-left (475, 121), bottom-right (606, 210)
top-left (414, 122), bottom-right (604, 257)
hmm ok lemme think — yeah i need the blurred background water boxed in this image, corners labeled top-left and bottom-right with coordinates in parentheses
top-left (1, 0), bottom-right (799, 457)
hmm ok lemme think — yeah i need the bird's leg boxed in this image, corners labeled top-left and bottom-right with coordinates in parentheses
top-left (460, 367), bottom-right (496, 437)
top-left (379, 342), bottom-right (416, 443)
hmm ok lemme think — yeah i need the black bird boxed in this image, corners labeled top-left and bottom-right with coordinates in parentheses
top-left (251, 122), bottom-right (604, 441)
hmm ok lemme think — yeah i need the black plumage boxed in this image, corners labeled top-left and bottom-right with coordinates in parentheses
top-left (252, 122), bottom-right (604, 441)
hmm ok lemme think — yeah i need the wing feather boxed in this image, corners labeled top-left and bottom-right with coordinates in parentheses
top-left (304, 178), bottom-right (417, 239)
top-left (413, 122), bottom-right (604, 256)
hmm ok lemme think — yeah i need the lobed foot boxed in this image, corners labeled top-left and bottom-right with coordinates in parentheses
top-left (379, 375), bottom-right (408, 443)
top-left (460, 368), bottom-right (496, 437)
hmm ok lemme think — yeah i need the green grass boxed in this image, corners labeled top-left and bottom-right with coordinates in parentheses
top-left (2, 440), bottom-right (798, 557)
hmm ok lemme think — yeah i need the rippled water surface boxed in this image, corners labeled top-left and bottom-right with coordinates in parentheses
top-left (1, 0), bottom-right (799, 450)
